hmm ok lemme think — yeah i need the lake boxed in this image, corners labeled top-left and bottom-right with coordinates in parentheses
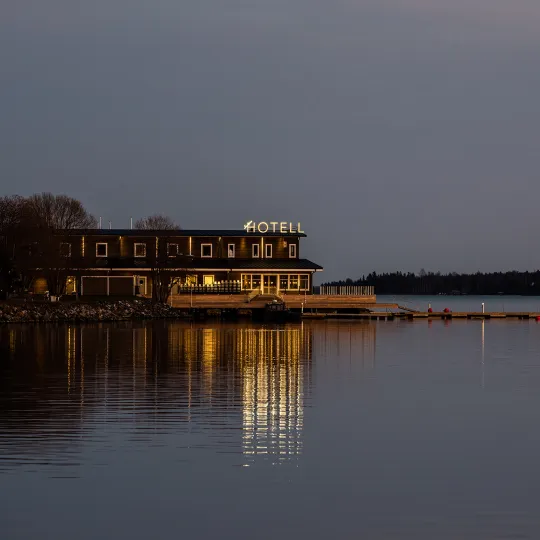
top-left (2, 317), bottom-right (540, 539)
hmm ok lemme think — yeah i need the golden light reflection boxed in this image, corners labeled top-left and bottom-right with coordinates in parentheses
top-left (66, 325), bottom-right (76, 393)
top-left (9, 329), bottom-right (16, 355)
top-left (240, 327), bottom-right (309, 462)
top-left (3, 322), bottom-right (316, 463)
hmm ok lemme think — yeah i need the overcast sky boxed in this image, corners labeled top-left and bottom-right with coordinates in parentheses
top-left (2, 1), bottom-right (540, 281)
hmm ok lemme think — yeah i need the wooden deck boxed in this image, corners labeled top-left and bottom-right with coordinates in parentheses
top-left (170, 293), bottom-right (379, 310)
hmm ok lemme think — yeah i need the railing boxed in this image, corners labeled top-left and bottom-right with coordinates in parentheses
top-left (247, 288), bottom-right (261, 302)
top-left (177, 281), bottom-right (242, 294)
top-left (319, 285), bottom-right (375, 296)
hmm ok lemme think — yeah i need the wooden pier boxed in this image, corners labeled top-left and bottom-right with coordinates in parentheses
top-left (304, 311), bottom-right (540, 321)
top-left (169, 293), bottom-right (540, 321)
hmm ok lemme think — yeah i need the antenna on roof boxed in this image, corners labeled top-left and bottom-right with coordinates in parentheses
top-left (130, 217), bottom-right (133, 230)
top-left (99, 217), bottom-right (102, 229)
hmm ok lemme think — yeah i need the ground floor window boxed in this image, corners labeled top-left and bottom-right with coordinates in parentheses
top-left (134, 276), bottom-right (147, 295)
top-left (203, 275), bottom-right (215, 285)
top-left (241, 273), bottom-right (310, 291)
top-left (252, 275), bottom-right (261, 290)
top-left (65, 276), bottom-right (76, 294)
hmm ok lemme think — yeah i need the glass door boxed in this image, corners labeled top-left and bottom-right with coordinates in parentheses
top-left (263, 275), bottom-right (278, 295)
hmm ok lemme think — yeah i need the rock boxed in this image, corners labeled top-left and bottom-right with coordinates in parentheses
top-left (0, 299), bottom-right (188, 324)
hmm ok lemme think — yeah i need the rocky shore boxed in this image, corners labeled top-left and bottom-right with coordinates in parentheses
top-left (0, 299), bottom-right (188, 323)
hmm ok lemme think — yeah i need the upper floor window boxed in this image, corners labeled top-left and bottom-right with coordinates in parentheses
top-left (252, 243), bottom-right (260, 258)
top-left (168, 243), bottom-right (179, 257)
top-left (289, 244), bottom-right (297, 258)
top-left (265, 244), bottom-right (272, 258)
top-left (201, 244), bottom-right (212, 258)
top-left (96, 243), bottom-right (108, 257)
top-left (134, 243), bottom-right (147, 258)
top-left (60, 243), bottom-right (71, 257)
top-left (228, 244), bottom-right (235, 258)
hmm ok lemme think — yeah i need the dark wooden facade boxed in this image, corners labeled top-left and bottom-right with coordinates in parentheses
top-left (29, 229), bottom-right (322, 297)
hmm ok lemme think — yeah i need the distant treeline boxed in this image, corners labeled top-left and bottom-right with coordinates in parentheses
top-left (323, 270), bottom-right (540, 295)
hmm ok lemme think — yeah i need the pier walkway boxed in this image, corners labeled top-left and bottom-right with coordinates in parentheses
top-left (304, 311), bottom-right (540, 321)
top-left (169, 293), bottom-right (540, 321)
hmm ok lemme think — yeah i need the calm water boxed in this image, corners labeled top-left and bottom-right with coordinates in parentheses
top-left (2, 318), bottom-right (540, 539)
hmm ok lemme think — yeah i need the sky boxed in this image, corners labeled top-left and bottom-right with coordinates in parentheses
top-left (2, 0), bottom-right (540, 282)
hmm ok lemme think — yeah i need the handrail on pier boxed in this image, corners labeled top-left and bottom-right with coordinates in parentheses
top-left (397, 305), bottom-right (418, 313)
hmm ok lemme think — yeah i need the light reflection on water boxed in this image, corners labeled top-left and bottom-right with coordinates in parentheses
top-left (0, 322), bottom-right (318, 473)
top-left (2, 319), bottom-right (540, 539)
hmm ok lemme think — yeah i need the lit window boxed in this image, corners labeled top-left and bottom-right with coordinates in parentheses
top-left (252, 244), bottom-right (260, 258)
top-left (280, 275), bottom-right (288, 290)
top-left (203, 275), bottom-right (215, 285)
top-left (300, 275), bottom-right (309, 290)
top-left (252, 274), bottom-right (261, 289)
top-left (289, 275), bottom-right (299, 289)
top-left (134, 243), bottom-right (147, 257)
top-left (228, 244), bottom-right (235, 258)
top-left (265, 244), bottom-right (272, 258)
top-left (60, 243), bottom-right (71, 257)
top-left (96, 243), bottom-right (108, 257)
top-left (201, 244), bottom-right (212, 258)
top-left (289, 244), bottom-right (297, 258)
top-left (168, 243), bottom-right (179, 257)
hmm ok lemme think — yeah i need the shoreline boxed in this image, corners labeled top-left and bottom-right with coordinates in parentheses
top-left (0, 299), bottom-right (189, 324)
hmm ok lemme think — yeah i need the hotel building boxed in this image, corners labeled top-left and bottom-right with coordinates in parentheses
top-left (31, 222), bottom-right (323, 297)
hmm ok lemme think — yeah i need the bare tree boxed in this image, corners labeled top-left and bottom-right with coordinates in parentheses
top-left (150, 236), bottom-right (191, 303)
top-left (135, 214), bottom-right (180, 230)
top-left (0, 196), bottom-right (27, 297)
top-left (25, 193), bottom-right (97, 229)
top-left (22, 194), bottom-right (96, 297)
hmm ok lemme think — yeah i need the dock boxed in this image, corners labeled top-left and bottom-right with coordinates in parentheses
top-left (169, 293), bottom-right (540, 321)
top-left (303, 312), bottom-right (540, 321)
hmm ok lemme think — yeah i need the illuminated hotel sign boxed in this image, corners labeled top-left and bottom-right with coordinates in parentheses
top-left (244, 221), bottom-right (305, 234)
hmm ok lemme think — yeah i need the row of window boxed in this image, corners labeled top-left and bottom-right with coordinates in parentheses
top-left (241, 274), bottom-right (310, 291)
top-left (60, 242), bottom-right (298, 258)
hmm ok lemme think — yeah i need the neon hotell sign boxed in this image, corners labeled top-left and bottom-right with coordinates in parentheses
top-left (244, 221), bottom-right (304, 234)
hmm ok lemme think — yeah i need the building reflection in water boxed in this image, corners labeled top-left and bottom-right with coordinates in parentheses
top-left (0, 320), bottom-right (377, 470)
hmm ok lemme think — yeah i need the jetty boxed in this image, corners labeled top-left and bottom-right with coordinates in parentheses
top-left (302, 311), bottom-right (540, 321)
top-left (169, 292), bottom-right (540, 321)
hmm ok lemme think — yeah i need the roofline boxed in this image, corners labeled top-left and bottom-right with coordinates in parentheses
top-left (56, 229), bottom-right (307, 237)
top-left (52, 267), bottom-right (322, 272)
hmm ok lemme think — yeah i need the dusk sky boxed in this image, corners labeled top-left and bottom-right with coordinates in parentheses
top-left (2, 1), bottom-right (540, 281)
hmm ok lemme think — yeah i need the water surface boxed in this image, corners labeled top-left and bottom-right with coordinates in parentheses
top-left (1, 319), bottom-right (540, 539)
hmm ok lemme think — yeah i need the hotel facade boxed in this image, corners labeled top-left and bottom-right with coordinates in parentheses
top-left (31, 222), bottom-right (323, 297)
